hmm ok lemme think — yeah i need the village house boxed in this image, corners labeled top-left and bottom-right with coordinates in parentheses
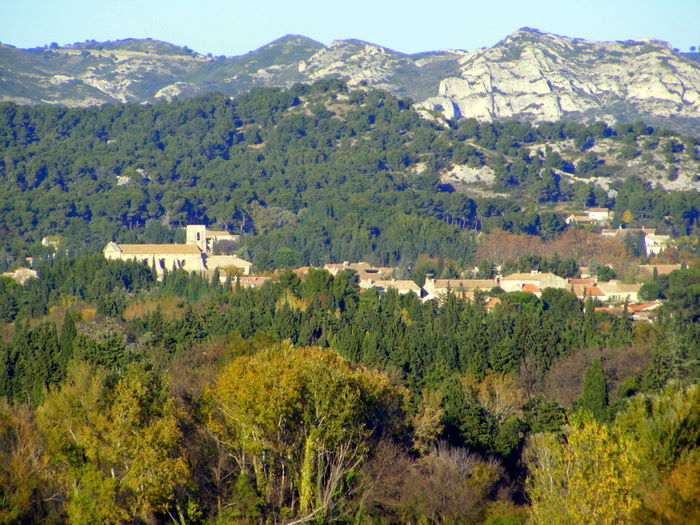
top-left (292, 266), bottom-right (314, 278)
top-left (644, 233), bottom-right (671, 255)
top-left (103, 225), bottom-right (251, 279)
top-left (499, 271), bottom-right (568, 293)
top-left (354, 268), bottom-right (396, 288)
top-left (369, 279), bottom-right (422, 297)
top-left (322, 261), bottom-right (396, 289)
top-left (600, 226), bottom-right (670, 255)
top-left (596, 280), bottom-right (641, 303)
top-left (323, 263), bottom-right (348, 276)
top-left (637, 264), bottom-right (682, 276)
top-left (234, 276), bottom-right (272, 289)
top-left (566, 276), bottom-right (643, 303)
top-left (204, 255), bottom-right (253, 276)
top-left (323, 261), bottom-right (395, 281)
top-left (601, 227), bottom-right (656, 238)
top-left (565, 207), bottom-right (613, 225)
top-left (423, 278), bottom-right (496, 301)
top-left (628, 301), bottom-right (662, 322)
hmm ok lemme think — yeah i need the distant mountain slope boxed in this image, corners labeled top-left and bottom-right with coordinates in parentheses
top-left (1, 29), bottom-right (699, 134)
top-left (418, 29), bottom-right (700, 135)
top-left (0, 35), bottom-right (461, 107)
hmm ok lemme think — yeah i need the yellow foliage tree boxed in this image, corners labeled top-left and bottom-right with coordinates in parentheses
top-left (526, 413), bottom-right (641, 525)
top-left (618, 382), bottom-right (700, 523)
top-left (527, 382), bottom-right (699, 525)
top-left (36, 362), bottom-right (188, 524)
top-left (204, 342), bottom-right (407, 522)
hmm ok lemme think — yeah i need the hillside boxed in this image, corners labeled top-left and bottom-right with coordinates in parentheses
top-left (1, 82), bottom-right (698, 270)
top-left (2, 29), bottom-right (700, 134)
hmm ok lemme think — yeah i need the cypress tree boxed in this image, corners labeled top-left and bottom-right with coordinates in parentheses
top-left (59, 311), bottom-right (77, 367)
top-left (578, 357), bottom-right (608, 420)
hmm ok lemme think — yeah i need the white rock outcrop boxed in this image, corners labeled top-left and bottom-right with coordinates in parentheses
top-left (420, 29), bottom-right (700, 125)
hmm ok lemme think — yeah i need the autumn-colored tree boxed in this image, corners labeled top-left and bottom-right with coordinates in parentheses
top-left (0, 401), bottom-right (55, 523)
top-left (545, 228), bottom-right (627, 266)
top-left (476, 370), bottom-right (525, 425)
top-left (412, 388), bottom-right (444, 455)
top-left (617, 382), bottom-right (700, 522)
top-left (476, 230), bottom-right (544, 266)
top-left (526, 413), bottom-right (641, 524)
top-left (204, 342), bottom-right (407, 523)
top-left (632, 460), bottom-right (700, 525)
top-left (36, 362), bottom-right (188, 524)
top-left (359, 441), bottom-right (502, 524)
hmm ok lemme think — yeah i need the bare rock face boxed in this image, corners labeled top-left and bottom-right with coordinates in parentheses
top-left (2, 30), bottom-right (700, 134)
top-left (423, 29), bottom-right (700, 128)
top-left (154, 82), bottom-right (203, 101)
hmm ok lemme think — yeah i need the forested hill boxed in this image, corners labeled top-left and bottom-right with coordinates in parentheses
top-left (1, 80), bottom-right (700, 270)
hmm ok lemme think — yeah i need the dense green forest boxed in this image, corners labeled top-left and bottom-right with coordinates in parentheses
top-left (0, 256), bottom-right (698, 523)
top-left (2, 80), bottom-right (700, 272)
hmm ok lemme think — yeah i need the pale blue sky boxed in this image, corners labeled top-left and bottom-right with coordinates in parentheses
top-left (2, 0), bottom-right (698, 56)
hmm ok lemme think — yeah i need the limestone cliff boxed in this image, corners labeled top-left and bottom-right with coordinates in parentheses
top-left (416, 29), bottom-right (700, 133)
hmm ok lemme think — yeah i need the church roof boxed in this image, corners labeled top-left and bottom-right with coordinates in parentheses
top-left (113, 243), bottom-right (201, 255)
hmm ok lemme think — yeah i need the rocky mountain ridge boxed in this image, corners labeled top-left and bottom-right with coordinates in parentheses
top-left (417, 29), bottom-right (700, 134)
top-left (2, 29), bottom-right (699, 134)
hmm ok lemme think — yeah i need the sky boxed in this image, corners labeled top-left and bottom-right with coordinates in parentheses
top-left (2, 0), bottom-right (699, 57)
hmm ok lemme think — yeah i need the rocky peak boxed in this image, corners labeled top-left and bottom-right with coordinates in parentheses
top-left (417, 28), bottom-right (700, 133)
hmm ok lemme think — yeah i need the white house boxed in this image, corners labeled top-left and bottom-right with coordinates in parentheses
top-left (499, 271), bottom-right (568, 293)
top-left (566, 208), bottom-right (613, 225)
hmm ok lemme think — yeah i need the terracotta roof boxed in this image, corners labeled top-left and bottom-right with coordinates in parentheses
top-left (585, 286), bottom-right (606, 297)
top-left (236, 276), bottom-right (271, 288)
top-left (485, 297), bottom-right (502, 310)
top-left (568, 278), bottom-right (596, 285)
top-left (595, 306), bottom-right (623, 314)
top-left (522, 283), bottom-right (542, 293)
top-left (114, 243), bottom-right (201, 255)
top-left (629, 302), bottom-right (661, 312)
top-left (293, 266), bottom-right (314, 276)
